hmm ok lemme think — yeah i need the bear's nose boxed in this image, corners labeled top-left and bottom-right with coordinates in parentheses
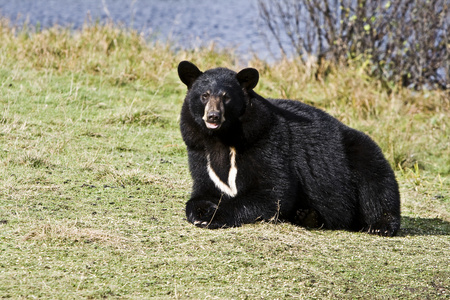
top-left (207, 111), bottom-right (221, 123)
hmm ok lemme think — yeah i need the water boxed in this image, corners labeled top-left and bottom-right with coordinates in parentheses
top-left (0, 0), bottom-right (281, 61)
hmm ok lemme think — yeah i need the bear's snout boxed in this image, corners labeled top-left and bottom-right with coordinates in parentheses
top-left (202, 96), bottom-right (225, 130)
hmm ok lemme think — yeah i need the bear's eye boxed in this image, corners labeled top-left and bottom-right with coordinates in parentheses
top-left (220, 92), bottom-right (230, 104)
top-left (223, 95), bottom-right (231, 104)
top-left (201, 92), bottom-right (209, 102)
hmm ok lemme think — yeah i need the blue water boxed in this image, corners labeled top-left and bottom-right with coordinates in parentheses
top-left (0, 0), bottom-right (281, 61)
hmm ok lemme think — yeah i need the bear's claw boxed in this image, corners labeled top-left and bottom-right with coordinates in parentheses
top-left (193, 220), bottom-right (208, 227)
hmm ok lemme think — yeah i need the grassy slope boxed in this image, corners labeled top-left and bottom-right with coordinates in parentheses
top-left (0, 21), bottom-right (449, 298)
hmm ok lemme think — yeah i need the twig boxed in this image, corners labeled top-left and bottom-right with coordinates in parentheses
top-left (207, 193), bottom-right (223, 228)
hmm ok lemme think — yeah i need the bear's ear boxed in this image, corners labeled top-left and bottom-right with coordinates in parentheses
top-left (178, 61), bottom-right (203, 88)
top-left (237, 68), bottom-right (259, 90)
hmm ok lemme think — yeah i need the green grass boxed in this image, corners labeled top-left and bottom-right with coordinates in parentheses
top-left (0, 20), bottom-right (449, 299)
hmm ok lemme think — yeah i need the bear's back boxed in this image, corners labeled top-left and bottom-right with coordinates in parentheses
top-left (266, 98), bottom-right (343, 131)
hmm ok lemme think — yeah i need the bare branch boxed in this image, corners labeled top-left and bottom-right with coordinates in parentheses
top-left (258, 0), bottom-right (450, 89)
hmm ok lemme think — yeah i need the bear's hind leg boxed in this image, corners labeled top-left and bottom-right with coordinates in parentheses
top-left (361, 210), bottom-right (400, 236)
top-left (343, 129), bottom-right (401, 236)
top-left (357, 180), bottom-right (401, 236)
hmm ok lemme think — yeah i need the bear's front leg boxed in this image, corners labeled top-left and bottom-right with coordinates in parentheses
top-left (185, 197), bottom-right (236, 229)
top-left (185, 192), bottom-right (282, 229)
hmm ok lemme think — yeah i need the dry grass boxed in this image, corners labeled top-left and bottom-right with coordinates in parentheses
top-left (22, 221), bottom-right (130, 248)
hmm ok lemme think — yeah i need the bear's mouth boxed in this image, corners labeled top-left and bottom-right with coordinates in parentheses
top-left (205, 121), bottom-right (221, 130)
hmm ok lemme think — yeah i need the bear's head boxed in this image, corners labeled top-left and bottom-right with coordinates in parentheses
top-left (178, 61), bottom-right (259, 132)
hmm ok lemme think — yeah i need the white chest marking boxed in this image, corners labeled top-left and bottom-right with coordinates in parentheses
top-left (206, 147), bottom-right (238, 197)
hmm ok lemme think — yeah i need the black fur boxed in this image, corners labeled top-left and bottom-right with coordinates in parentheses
top-left (177, 61), bottom-right (401, 236)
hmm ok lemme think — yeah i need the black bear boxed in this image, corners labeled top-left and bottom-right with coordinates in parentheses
top-left (177, 61), bottom-right (401, 236)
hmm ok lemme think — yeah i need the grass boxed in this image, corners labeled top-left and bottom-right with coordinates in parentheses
top-left (0, 19), bottom-right (449, 299)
